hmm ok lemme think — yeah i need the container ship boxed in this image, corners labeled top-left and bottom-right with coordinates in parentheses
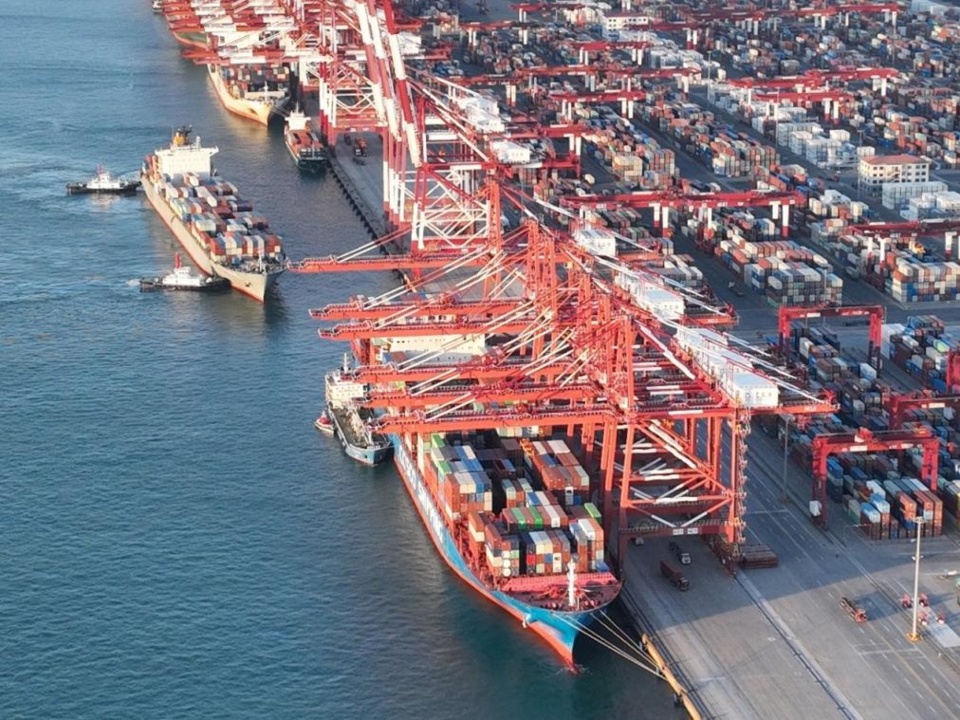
top-left (356, 344), bottom-right (622, 664)
top-left (284, 107), bottom-right (327, 172)
top-left (161, 0), bottom-right (260, 50)
top-left (324, 355), bottom-right (393, 465)
top-left (207, 62), bottom-right (290, 127)
top-left (389, 426), bottom-right (621, 663)
top-left (140, 127), bottom-right (286, 302)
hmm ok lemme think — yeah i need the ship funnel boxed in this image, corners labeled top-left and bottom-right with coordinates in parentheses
top-left (172, 125), bottom-right (193, 147)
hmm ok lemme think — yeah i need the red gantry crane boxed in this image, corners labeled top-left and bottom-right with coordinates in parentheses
top-left (810, 428), bottom-right (939, 527)
top-left (267, 0), bottom-right (839, 573)
top-left (777, 304), bottom-right (885, 368)
top-left (886, 392), bottom-right (960, 429)
top-left (561, 190), bottom-right (807, 238)
top-left (310, 212), bottom-right (834, 566)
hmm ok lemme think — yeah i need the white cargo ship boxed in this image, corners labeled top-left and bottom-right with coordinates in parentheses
top-left (207, 63), bottom-right (289, 127)
top-left (141, 126), bottom-right (286, 303)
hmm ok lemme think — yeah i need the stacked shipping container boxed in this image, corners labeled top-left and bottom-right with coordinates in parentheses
top-left (425, 433), bottom-right (607, 580)
top-left (160, 174), bottom-right (284, 261)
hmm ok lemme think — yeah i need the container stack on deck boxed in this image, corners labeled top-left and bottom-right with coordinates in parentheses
top-left (218, 63), bottom-right (290, 95)
top-left (424, 432), bottom-right (607, 579)
top-left (159, 173), bottom-right (283, 261)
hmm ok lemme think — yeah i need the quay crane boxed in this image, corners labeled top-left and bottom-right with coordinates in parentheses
top-left (228, 0), bottom-right (845, 571)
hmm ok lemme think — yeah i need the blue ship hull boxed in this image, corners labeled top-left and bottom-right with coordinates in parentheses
top-left (390, 434), bottom-right (608, 664)
top-left (328, 405), bottom-right (393, 466)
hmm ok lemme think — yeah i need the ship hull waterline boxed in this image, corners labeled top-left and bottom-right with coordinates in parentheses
top-left (207, 64), bottom-right (287, 127)
top-left (328, 405), bottom-right (393, 466)
top-left (390, 434), bottom-right (608, 665)
top-left (171, 30), bottom-right (208, 49)
top-left (141, 176), bottom-right (281, 303)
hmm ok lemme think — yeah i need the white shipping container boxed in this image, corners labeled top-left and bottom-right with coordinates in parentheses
top-left (574, 227), bottom-right (617, 256)
top-left (548, 439), bottom-right (570, 455)
top-left (720, 370), bottom-right (779, 409)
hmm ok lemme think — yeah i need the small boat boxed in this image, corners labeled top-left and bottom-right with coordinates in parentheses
top-left (326, 354), bottom-right (393, 466)
top-left (314, 411), bottom-right (335, 436)
top-left (284, 106), bottom-right (327, 172)
top-left (67, 166), bottom-right (141, 195)
top-left (139, 253), bottom-right (229, 292)
top-left (151, 0), bottom-right (162, 12)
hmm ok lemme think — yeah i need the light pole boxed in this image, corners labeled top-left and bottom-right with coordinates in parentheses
top-left (909, 517), bottom-right (925, 642)
top-left (780, 415), bottom-right (790, 502)
top-left (856, 128), bottom-right (864, 200)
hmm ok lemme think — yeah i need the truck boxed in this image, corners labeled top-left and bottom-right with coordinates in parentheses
top-left (661, 560), bottom-right (690, 591)
top-left (840, 596), bottom-right (867, 623)
top-left (669, 541), bottom-right (691, 565)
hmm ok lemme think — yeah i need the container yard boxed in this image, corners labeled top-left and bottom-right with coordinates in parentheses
top-left (157, 0), bottom-right (960, 716)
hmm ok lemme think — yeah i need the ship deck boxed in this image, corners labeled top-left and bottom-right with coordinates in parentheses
top-left (328, 404), bottom-right (375, 449)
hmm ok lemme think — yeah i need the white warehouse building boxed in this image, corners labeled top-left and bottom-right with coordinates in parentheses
top-left (858, 154), bottom-right (932, 193)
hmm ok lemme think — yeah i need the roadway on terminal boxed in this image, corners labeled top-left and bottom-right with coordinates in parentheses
top-left (622, 414), bottom-right (960, 720)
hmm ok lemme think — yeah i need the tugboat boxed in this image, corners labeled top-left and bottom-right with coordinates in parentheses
top-left (313, 411), bottom-right (335, 437)
top-left (325, 353), bottom-right (393, 466)
top-left (67, 166), bottom-right (140, 195)
top-left (284, 106), bottom-right (327, 172)
top-left (139, 253), bottom-right (229, 292)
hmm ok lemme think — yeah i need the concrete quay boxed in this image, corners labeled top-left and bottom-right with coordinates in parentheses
top-left (327, 134), bottom-right (387, 239)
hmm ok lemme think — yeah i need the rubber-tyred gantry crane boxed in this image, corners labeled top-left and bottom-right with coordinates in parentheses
top-left (810, 428), bottom-right (939, 527)
top-left (849, 219), bottom-right (960, 237)
top-left (561, 190), bottom-right (806, 239)
top-left (777, 304), bottom-right (885, 369)
top-left (886, 392), bottom-right (960, 429)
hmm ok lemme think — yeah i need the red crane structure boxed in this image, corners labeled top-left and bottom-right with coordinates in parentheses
top-left (560, 190), bottom-right (806, 239)
top-left (269, 0), bottom-right (844, 569)
top-left (777, 304), bottom-right (885, 368)
top-left (849, 219), bottom-right (960, 237)
top-left (886, 392), bottom-right (960, 429)
top-left (810, 428), bottom-right (939, 526)
top-left (631, 3), bottom-right (902, 49)
top-left (450, 63), bottom-right (699, 110)
top-left (726, 67), bottom-right (901, 97)
top-left (309, 213), bottom-right (834, 565)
